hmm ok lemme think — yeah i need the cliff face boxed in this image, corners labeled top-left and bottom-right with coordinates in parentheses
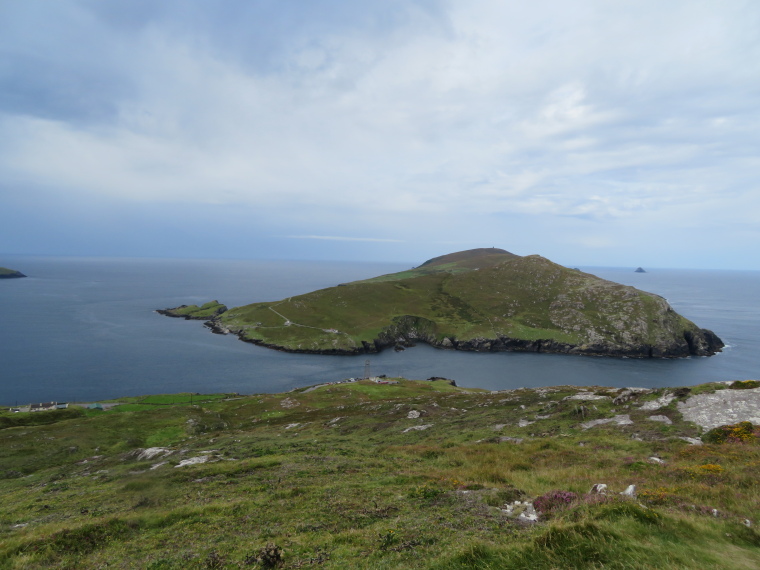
top-left (162, 249), bottom-right (724, 358)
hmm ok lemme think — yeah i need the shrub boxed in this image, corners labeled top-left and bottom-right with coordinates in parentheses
top-left (533, 490), bottom-right (578, 515)
top-left (703, 422), bottom-right (760, 444)
top-left (730, 380), bottom-right (760, 390)
top-left (244, 543), bottom-right (283, 568)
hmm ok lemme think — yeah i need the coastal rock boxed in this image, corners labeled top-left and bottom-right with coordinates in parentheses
top-left (402, 424), bottom-right (432, 433)
top-left (581, 415), bottom-right (634, 430)
top-left (647, 415), bottom-right (673, 425)
top-left (620, 485), bottom-right (637, 497)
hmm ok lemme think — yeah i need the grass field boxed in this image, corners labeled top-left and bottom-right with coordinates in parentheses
top-left (1, 379), bottom-right (758, 568)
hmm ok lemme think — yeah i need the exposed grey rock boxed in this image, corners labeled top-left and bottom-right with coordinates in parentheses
top-left (648, 457), bottom-right (666, 464)
top-left (407, 410), bottom-right (421, 419)
top-left (590, 483), bottom-right (608, 494)
top-left (612, 388), bottom-right (650, 405)
top-left (581, 415), bottom-right (634, 430)
top-left (679, 437), bottom-right (703, 446)
top-left (640, 393), bottom-right (676, 411)
top-left (518, 419), bottom-right (534, 427)
top-left (502, 501), bottom-right (538, 522)
top-left (677, 387), bottom-right (760, 430)
top-left (620, 485), bottom-right (636, 497)
top-left (647, 415), bottom-right (673, 425)
top-left (518, 503), bottom-right (539, 522)
top-left (567, 392), bottom-right (610, 401)
top-left (140, 447), bottom-right (172, 460)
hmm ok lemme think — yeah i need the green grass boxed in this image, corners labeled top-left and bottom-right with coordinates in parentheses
top-left (161, 301), bottom-right (227, 320)
top-left (0, 380), bottom-right (758, 568)
top-left (213, 253), bottom-right (719, 358)
top-left (0, 266), bottom-right (25, 277)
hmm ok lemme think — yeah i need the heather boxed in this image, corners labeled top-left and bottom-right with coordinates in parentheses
top-left (1, 379), bottom-right (758, 568)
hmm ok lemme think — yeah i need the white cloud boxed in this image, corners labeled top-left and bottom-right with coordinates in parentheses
top-left (286, 235), bottom-right (403, 243)
top-left (1, 0), bottom-right (760, 266)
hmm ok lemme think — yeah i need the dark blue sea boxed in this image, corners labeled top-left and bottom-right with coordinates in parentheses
top-left (1, 256), bottom-right (758, 405)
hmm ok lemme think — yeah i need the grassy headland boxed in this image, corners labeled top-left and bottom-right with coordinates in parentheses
top-left (157, 301), bottom-right (227, 320)
top-left (172, 249), bottom-right (723, 358)
top-left (1, 379), bottom-right (759, 568)
top-left (0, 266), bottom-right (26, 279)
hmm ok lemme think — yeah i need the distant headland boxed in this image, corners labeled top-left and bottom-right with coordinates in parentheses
top-left (160, 248), bottom-right (724, 359)
top-left (0, 266), bottom-right (26, 279)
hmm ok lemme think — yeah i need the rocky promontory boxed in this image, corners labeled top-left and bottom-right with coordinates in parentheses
top-left (156, 300), bottom-right (227, 320)
top-left (160, 249), bottom-right (724, 359)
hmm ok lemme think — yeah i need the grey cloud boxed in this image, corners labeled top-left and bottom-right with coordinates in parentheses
top-left (1, 0), bottom-right (760, 268)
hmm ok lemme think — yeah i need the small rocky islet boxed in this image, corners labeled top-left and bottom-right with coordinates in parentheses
top-left (160, 248), bottom-right (724, 358)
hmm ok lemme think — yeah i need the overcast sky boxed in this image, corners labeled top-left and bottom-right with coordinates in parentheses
top-left (1, 1), bottom-right (759, 269)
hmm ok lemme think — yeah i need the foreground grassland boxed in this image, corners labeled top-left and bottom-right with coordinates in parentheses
top-left (1, 380), bottom-right (759, 569)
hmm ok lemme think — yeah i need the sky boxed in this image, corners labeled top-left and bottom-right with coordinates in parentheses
top-left (1, 0), bottom-right (759, 269)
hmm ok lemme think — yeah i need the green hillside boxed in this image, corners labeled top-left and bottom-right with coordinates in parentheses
top-left (1, 380), bottom-right (759, 568)
top-left (0, 266), bottom-right (26, 279)
top-left (202, 249), bottom-right (722, 358)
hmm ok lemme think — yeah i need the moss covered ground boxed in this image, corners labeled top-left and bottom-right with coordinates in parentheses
top-left (1, 379), bottom-right (758, 568)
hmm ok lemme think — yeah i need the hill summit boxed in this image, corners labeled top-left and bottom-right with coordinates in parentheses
top-left (162, 248), bottom-right (724, 358)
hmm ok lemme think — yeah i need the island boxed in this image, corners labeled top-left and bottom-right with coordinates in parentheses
top-left (0, 266), bottom-right (26, 279)
top-left (635, 267), bottom-right (647, 273)
top-left (160, 248), bottom-right (724, 358)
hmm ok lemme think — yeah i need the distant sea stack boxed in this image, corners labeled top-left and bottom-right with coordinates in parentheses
top-left (0, 267), bottom-right (26, 279)
top-left (635, 267), bottom-right (646, 273)
top-left (161, 248), bottom-right (724, 359)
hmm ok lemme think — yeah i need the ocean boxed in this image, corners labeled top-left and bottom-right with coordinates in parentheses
top-left (1, 256), bottom-right (758, 405)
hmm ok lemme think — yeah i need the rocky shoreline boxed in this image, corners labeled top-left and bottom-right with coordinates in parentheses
top-left (199, 313), bottom-right (724, 359)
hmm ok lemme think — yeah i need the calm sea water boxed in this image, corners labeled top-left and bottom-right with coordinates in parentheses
top-left (1, 256), bottom-right (758, 404)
